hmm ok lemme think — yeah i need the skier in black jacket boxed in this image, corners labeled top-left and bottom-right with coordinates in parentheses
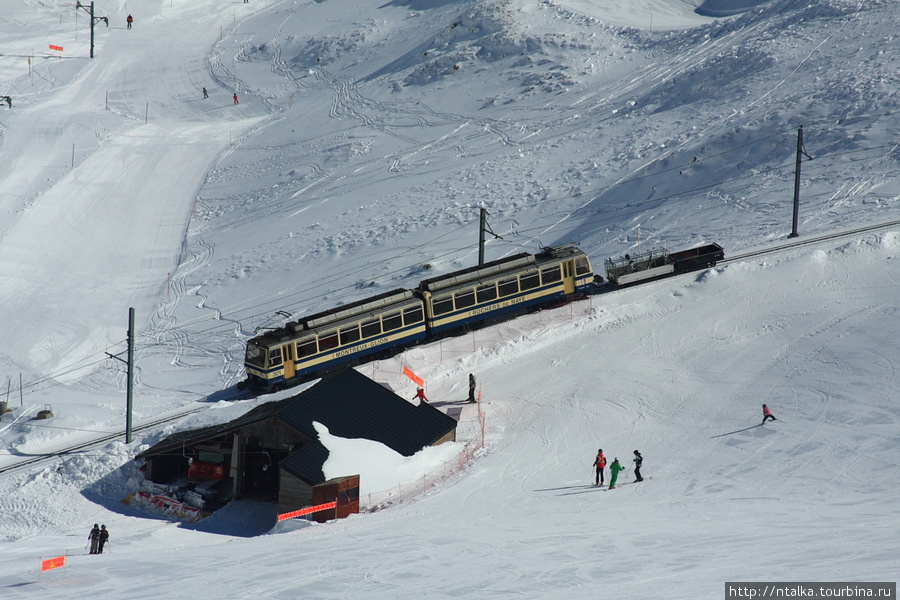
top-left (633, 450), bottom-right (644, 482)
top-left (88, 524), bottom-right (100, 554)
top-left (98, 525), bottom-right (109, 554)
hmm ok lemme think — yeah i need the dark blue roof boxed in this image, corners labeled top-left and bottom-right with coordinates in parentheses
top-left (277, 368), bottom-right (456, 454)
top-left (139, 368), bottom-right (457, 486)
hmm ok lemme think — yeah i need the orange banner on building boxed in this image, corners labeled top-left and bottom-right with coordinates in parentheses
top-left (277, 500), bottom-right (337, 522)
top-left (402, 366), bottom-right (424, 387)
top-left (49, 45), bottom-right (64, 52)
top-left (41, 555), bottom-right (66, 572)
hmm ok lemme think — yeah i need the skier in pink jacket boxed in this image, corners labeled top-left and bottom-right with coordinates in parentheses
top-left (762, 403), bottom-right (777, 424)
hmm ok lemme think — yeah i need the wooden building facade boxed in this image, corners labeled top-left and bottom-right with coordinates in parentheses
top-left (136, 368), bottom-right (458, 515)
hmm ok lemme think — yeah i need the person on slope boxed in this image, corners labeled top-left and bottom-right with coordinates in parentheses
top-left (97, 525), bottom-right (109, 554)
top-left (762, 403), bottom-right (777, 425)
top-left (468, 373), bottom-right (477, 403)
top-left (233, 92), bottom-right (239, 105)
top-left (412, 387), bottom-right (428, 405)
top-left (88, 524), bottom-right (101, 554)
top-left (593, 449), bottom-right (607, 486)
top-left (608, 458), bottom-right (625, 489)
top-left (126, 14), bottom-right (133, 29)
top-left (633, 450), bottom-right (644, 482)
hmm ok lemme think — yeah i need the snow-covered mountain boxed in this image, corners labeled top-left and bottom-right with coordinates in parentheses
top-left (0, 0), bottom-right (897, 597)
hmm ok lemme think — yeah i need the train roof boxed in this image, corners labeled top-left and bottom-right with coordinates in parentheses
top-left (250, 288), bottom-right (416, 344)
top-left (418, 244), bottom-right (586, 293)
top-left (293, 288), bottom-right (417, 332)
top-left (418, 253), bottom-right (533, 293)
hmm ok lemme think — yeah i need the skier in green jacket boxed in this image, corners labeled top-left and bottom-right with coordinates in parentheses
top-left (609, 457), bottom-right (626, 489)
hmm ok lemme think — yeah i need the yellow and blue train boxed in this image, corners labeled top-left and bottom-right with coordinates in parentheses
top-left (241, 244), bottom-right (597, 392)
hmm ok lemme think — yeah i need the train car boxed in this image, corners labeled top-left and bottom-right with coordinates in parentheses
top-left (604, 243), bottom-right (724, 287)
top-left (242, 288), bottom-right (427, 392)
top-left (419, 244), bottom-right (597, 336)
top-left (241, 243), bottom-right (598, 392)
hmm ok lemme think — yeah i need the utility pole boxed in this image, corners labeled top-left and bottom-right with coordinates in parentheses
top-left (106, 307), bottom-right (135, 443)
top-left (478, 208), bottom-right (502, 265)
top-left (75, 2), bottom-right (108, 59)
top-left (789, 126), bottom-right (812, 239)
top-left (126, 307), bottom-right (134, 444)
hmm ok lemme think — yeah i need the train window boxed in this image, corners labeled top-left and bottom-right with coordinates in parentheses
top-left (361, 318), bottom-right (381, 339)
top-left (382, 312), bottom-right (403, 332)
top-left (340, 324), bottom-right (361, 345)
top-left (519, 272), bottom-right (540, 291)
top-left (433, 296), bottom-right (454, 316)
top-left (245, 343), bottom-right (266, 367)
top-left (268, 347), bottom-right (283, 367)
top-left (541, 266), bottom-right (562, 284)
top-left (318, 331), bottom-right (339, 352)
top-left (297, 338), bottom-right (317, 358)
top-left (575, 257), bottom-right (591, 276)
top-left (498, 277), bottom-right (519, 297)
top-left (403, 305), bottom-right (424, 325)
top-left (476, 283), bottom-right (497, 303)
top-left (454, 289), bottom-right (476, 310)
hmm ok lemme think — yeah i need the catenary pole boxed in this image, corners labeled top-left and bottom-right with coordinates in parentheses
top-left (75, 2), bottom-right (108, 58)
top-left (105, 308), bottom-right (135, 443)
top-left (789, 126), bottom-right (812, 239)
top-left (479, 208), bottom-right (487, 265)
top-left (478, 208), bottom-right (502, 265)
top-left (126, 307), bottom-right (134, 444)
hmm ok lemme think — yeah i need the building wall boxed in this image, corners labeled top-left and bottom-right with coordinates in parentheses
top-left (433, 429), bottom-right (456, 445)
top-left (239, 419), bottom-right (310, 450)
top-left (278, 469), bottom-right (314, 514)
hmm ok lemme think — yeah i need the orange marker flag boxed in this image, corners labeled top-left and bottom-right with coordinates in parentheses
top-left (277, 500), bottom-right (338, 522)
top-left (41, 555), bottom-right (66, 572)
top-left (402, 366), bottom-right (424, 388)
top-left (49, 45), bottom-right (64, 52)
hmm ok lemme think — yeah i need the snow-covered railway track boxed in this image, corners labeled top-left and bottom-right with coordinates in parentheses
top-left (723, 218), bottom-right (900, 265)
top-left (0, 404), bottom-right (212, 478)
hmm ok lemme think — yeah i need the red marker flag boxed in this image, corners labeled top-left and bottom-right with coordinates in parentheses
top-left (41, 555), bottom-right (66, 572)
top-left (277, 500), bottom-right (337, 521)
top-left (49, 45), bottom-right (64, 52)
top-left (402, 366), bottom-right (424, 387)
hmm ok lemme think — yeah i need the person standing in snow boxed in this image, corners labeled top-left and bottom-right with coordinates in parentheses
top-left (202, 87), bottom-right (209, 99)
top-left (126, 14), bottom-right (133, 29)
top-left (468, 373), bottom-right (476, 403)
top-left (633, 450), bottom-right (644, 482)
top-left (608, 458), bottom-right (625, 489)
top-left (233, 92), bottom-right (239, 105)
top-left (412, 387), bottom-right (428, 404)
top-left (97, 525), bottom-right (109, 554)
top-left (593, 449), bottom-right (607, 486)
top-left (88, 524), bottom-right (100, 554)
top-left (762, 403), bottom-right (777, 424)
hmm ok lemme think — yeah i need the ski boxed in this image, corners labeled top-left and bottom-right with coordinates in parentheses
top-left (605, 476), bottom-right (652, 490)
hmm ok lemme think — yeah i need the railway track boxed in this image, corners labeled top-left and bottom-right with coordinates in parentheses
top-left (723, 218), bottom-right (900, 264)
top-left (0, 404), bottom-right (212, 477)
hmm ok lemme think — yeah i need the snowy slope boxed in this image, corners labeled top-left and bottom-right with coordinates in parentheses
top-left (0, 0), bottom-right (898, 597)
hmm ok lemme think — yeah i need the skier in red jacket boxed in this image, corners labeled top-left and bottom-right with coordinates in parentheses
top-left (412, 387), bottom-right (428, 404)
top-left (762, 403), bottom-right (777, 424)
top-left (593, 449), bottom-right (607, 486)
